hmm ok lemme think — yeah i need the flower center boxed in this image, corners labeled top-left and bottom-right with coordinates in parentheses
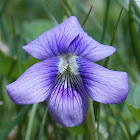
top-left (58, 54), bottom-right (79, 75)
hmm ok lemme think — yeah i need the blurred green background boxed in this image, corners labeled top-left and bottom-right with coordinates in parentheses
top-left (0, 0), bottom-right (140, 140)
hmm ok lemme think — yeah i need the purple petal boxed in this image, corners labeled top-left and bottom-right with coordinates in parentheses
top-left (6, 57), bottom-right (59, 105)
top-left (69, 32), bottom-right (116, 62)
top-left (23, 16), bottom-right (83, 60)
top-left (77, 57), bottom-right (129, 104)
top-left (47, 73), bottom-right (88, 127)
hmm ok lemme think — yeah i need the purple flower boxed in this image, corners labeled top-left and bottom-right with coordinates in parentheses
top-left (6, 16), bottom-right (129, 127)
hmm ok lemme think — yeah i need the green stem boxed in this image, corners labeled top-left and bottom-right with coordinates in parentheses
top-left (25, 104), bottom-right (38, 140)
top-left (108, 105), bottom-right (129, 140)
top-left (38, 108), bottom-right (48, 140)
top-left (89, 99), bottom-right (98, 140)
top-left (63, 0), bottom-right (74, 15)
top-left (82, 5), bottom-right (93, 28)
top-left (97, 103), bottom-right (101, 133)
top-left (60, 0), bottom-right (70, 17)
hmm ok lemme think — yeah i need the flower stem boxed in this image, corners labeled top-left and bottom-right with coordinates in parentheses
top-left (87, 98), bottom-right (98, 140)
top-left (97, 103), bottom-right (101, 133)
top-left (25, 103), bottom-right (38, 140)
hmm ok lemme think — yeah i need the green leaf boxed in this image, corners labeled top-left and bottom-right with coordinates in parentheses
top-left (127, 104), bottom-right (140, 122)
top-left (23, 19), bottom-right (55, 41)
top-left (67, 124), bottom-right (85, 135)
top-left (126, 82), bottom-right (140, 109)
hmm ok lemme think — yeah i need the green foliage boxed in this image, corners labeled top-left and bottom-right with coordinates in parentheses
top-left (67, 124), bottom-right (85, 135)
top-left (126, 82), bottom-right (140, 122)
top-left (0, 0), bottom-right (140, 139)
top-left (23, 19), bottom-right (55, 41)
top-left (126, 82), bottom-right (140, 109)
top-left (0, 105), bottom-right (31, 140)
top-left (0, 51), bottom-right (15, 76)
top-left (127, 104), bottom-right (140, 122)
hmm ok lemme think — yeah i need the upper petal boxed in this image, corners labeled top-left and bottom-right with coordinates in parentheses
top-left (47, 72), bottom-right (88, 127)
top-left (23, 16), bottom-right (83, 60)
top-left (77, 57), bottom-right (129, 104)
top-left (69, 32), bottom-right (116, 62)
top-left (6, 57), bottom-right (59, 105)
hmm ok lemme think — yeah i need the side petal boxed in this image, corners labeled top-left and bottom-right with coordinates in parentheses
top-left (47, 73), bottom-right (88, 127)
top-left (6, 57), bottom-right (59, 105)
top-left (69, 33), bottom-right (116, 62)
top-left (77, 57), bottom-right (129, 104)
top-left (23, 16), bottom-right (83, 60)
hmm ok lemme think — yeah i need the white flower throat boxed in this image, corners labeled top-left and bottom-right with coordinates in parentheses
top-left (58, 54), bottom-right (79, 75)
top-left (56, 54), bottom-right (80, 89)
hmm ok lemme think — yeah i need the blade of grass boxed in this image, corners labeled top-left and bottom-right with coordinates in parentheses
top-left (97, 0), bottom-right (110, 133)
top-left (96, 7), bottom-right (123, 136)
top-left (75, 0), bottom-right (111, 42)
top-left (44, 0), bottom-right (60, 24)
top-left (41, 0), bottom-right (58, 25)
top-left (63, 0), bottom-right (74, 15)
top-left (103, 8), bottom-right (123, 68)
top-left (82, 5), bottom-right (93, 28)
top-left (60, 0), bottom-right (70, 17)
top-left (100, 0), bottom-right (110, 43)
top-left (0, 105), bottom-right (31, 140)
top-left (130, 0), bottom-right (140, 18)
top-left (115, 0), bottom-right (140, 25)
top-left (75, 0), bottom-right (101, 31)
top-left (25, 103), bottom-right (38, 140)
top-left (11, 16), bottom-right (22, 75)
top-left (38, 108), bottom-right (48, 140)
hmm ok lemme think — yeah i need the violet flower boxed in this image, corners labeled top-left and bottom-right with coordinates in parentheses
top-left (6, 16), bottom-right (129, 127)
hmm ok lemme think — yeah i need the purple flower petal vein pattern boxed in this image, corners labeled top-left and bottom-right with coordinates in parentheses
top-left (6, 16), bottom-right (129, 127)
